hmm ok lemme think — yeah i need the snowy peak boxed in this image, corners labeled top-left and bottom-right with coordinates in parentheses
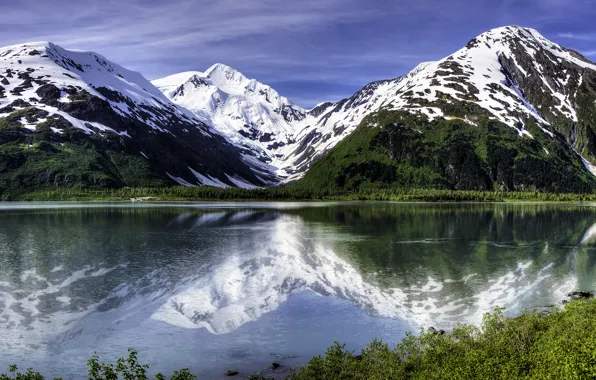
top-left (203, 63), bottom-right (250, 87)
top-left (204, 63), bottom-right (306, 121)
top-left (280, 25), bottom-right (596, 179)
top-left (0, 41), bottom-right (169, 103)
top-left (466, 25), bottom-right (595, 70)
top-left (439, 25), bottom-right (596, 127)
top-left (0, 40), bottom-right (196, 130)
top-left (152, 64), bottom-right (309, 179)
top-left (154, 64), bottom-right (306, 119)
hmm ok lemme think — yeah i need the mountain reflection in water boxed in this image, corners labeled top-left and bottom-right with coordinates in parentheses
top-left (0, 203), bottom-right (595, 378)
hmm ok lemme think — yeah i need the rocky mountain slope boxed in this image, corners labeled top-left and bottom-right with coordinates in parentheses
top-left (0, 42), bottom-right (269, 195)
top-left (298, 26), bottom-right (596, 160)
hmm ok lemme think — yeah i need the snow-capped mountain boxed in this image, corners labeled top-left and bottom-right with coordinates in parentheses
top-left (2, 26), bottom-right (595, 192)
top-left (322, 25), bottom-right (596, 131)
top-left (285, 25), bottom-right (596, 178)
top-left (155, 26), bottom-right (596, 184)
top-left (0, 41), bottom-right (194, 128)
top-left (0, 42), bottom-right (269, 190)
top-left (152, 64), bottom-right (306, 179)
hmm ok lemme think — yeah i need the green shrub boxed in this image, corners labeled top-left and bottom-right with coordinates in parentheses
top-left (1, 349), bottom-right (195, 380)
top-left (289, 300), bottom-right (596, 380)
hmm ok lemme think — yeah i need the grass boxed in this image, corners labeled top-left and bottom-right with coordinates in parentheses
top-left (2, 300), bottom-right (595, 379)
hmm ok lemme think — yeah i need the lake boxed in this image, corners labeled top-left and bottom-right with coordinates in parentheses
top-left (0, 202), bottom-right (595, 379)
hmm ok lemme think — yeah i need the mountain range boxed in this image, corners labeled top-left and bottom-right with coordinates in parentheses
top-left (1, 25), bottom-right (595, 195)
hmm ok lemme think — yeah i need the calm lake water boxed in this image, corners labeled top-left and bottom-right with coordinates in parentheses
top-left (0, 202), bottom-right (595, 379)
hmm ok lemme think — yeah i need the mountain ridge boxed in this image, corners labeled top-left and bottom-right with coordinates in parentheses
top-left (1, 25), bottom-right (596, 195)
top-left (153, 25), bottom-right (596, 186)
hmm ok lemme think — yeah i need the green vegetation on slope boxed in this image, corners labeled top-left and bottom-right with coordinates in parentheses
top-left (2, 300), bottom-right (595, 379)
top-left (2, 98), bottom-right (596, 197)
top-left (0, 109), bottom-right (171, 194)
top-left (3, 99), bottom-right (596, 198)
top-left (299, 109), bottom-right (596, 193)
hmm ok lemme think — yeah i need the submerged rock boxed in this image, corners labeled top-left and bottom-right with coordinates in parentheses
top-left (269, 352), bottom-right (297, 360)
top-left (567, 291), bottom-right (594, 301)
top-left (562, 291), bottom-right (594, 304)
top-left (225, 370), bottom-right (239, 376)
top-left (427, 326), bottom-right (447, 335)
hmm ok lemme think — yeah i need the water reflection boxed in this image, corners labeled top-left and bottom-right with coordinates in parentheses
top-left (0, 203), bottom-right (595, 376)
top-left (153, 209), bottom-right (596, 334)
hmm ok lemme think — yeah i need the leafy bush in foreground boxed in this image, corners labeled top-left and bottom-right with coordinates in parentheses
top-left (0, 349), bottom-right (196, 380)
top-left (2, 301), bottom-right (595, 379)
top-left (289, 300), bottom-right (596, 379)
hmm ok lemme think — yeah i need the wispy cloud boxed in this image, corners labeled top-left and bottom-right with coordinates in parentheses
top-left (0, 0), bottom-right (390, 78)
top-left (1, 0), bottom-right (379, 48)
top-left (558, 32), bottom-right (596, 41)
top-left (1, 0), bottom-right (595, 108)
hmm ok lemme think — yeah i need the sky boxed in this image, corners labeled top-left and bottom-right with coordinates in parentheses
top-left (1, 0), bottom-right (595, 109)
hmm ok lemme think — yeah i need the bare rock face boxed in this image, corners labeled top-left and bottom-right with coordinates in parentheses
top-left (35, 83), bottom-right (61, 105)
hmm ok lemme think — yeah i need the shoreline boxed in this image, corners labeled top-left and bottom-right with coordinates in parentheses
top-left (6, 186), bottom-right (596, 203)
top-left (3, 199), bottom-right (596, 207)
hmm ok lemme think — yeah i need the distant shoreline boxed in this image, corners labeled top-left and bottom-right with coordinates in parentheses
top-left (5, 187), bottom-right (596, 203)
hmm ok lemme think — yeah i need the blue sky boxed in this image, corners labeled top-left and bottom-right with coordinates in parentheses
top-left (1, 0), bottom-right (595, 108)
